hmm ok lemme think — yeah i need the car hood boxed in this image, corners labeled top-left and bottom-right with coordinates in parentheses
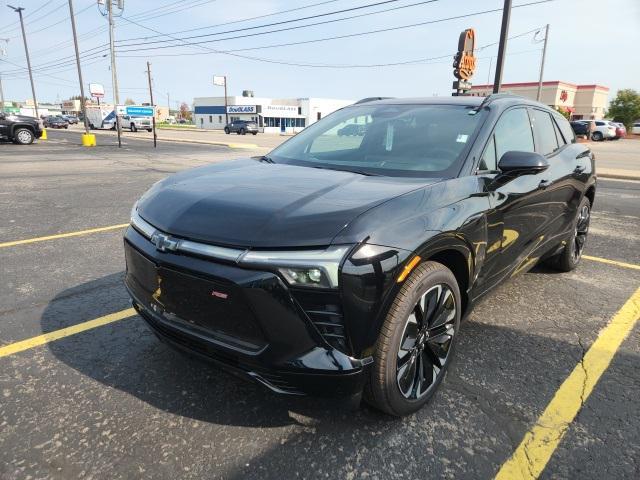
top-left (9, 115), bottom-right (38, 123)
top-left (137, 158), bottom-right (442, 248)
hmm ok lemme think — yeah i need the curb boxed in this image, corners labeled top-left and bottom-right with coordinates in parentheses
top-left (155, 136), bottom-right (262, 150)
top-left (598, 173), bottom-right (640, 181)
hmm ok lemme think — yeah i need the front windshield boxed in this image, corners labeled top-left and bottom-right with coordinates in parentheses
top-left (269, 103), bottom-right (483, 177)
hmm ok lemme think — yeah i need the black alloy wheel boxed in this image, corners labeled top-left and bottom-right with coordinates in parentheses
top-left (571, 203), bottom-right (590, 263)
top-left (547, 196), bottom-right (591, 272)
top-left (396, 284), bottom-right (457, 400)
top-left (366, 261), bottom-right (461, 416)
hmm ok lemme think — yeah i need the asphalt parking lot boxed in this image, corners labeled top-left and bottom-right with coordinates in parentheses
top-left (1, 130), bottom-right (639, 479)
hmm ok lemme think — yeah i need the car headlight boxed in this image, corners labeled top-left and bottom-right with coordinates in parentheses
top-left (239, 245), bottom-right (352, 288)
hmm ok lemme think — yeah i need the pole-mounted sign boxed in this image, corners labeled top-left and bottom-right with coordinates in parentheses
top-left (452, 28), bottom-right (477, 96)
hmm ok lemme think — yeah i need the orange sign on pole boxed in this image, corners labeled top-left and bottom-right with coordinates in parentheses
top-left (453, 28), bottom-right (477, 95)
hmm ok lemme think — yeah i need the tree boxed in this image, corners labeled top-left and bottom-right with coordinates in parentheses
top-left (124, 98), bottom-right (136, 105)
top-left (554, 106), bottom-right (571, 120)
top-left (607, 89), bottom-right (640, 133)
top-left (179, 102), bottom-right (191, 120)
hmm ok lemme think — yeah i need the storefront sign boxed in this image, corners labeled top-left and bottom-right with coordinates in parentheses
top-left (89, 83), bottom-right (105, 98)
top-left (560, 90), bottom-right (568, 103)
top-left (227, 105), bottom-right (256, 114)
top-left (263, 104), bottom-right (298, 116)
top-left (453, 28), bottom-right (476, 81)
top-left (62, 100), bottom-right (81, 111)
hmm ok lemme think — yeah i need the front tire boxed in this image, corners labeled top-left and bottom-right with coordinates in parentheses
top-left (365, 261), bottom-right (461, 416)
top-left (13, 128), bottom-right (35, 145)
top-left (547, 197), bottom-right (591, 272)
top-left (592, 131), bottom-right (603, 141)
top-left (224, 127), bottom-right (230, 134)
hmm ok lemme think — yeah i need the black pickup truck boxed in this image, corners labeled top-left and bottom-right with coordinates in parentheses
top-left (0, 112), bottom-right (44, 144)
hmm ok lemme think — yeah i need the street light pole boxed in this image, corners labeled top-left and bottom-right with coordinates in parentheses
top-left (8, 5), bottom-right (39, 117)
top-left (536, 24), bottom-right (550, 102)
top-left (106, 0), bottom-right (122, 147)
top-left (224, 75), bottom-right (228, 126)
top-left (68, 0), bottom-right (89, 134)
top-left (0, 74), bottom-right (5, 114)
top-left (146, 61), bottom-right (157, 148)
top-left (492, 0), bottom-right (512, 94)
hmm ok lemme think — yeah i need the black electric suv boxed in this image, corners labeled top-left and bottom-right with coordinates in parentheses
top-left (125, 94), bottom-right (596, 416)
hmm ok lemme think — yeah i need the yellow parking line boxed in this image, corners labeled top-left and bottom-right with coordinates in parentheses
top-left (495, 286), bottom-right (640, 480)
top-left (0, 223), bottom-right (129, 249)
top-left (583, 255), bottom-right (640, 271)
top-left (0, 308), bottom-right (136, 358)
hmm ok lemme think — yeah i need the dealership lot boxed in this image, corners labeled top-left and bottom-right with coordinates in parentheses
top-left (1, 131), bottom-right (639, 479)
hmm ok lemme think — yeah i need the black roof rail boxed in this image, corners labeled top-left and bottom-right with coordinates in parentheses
top-left (354, 97), bottom-right (394, 104)
top-left (476, 92), bottom-right (523, 109)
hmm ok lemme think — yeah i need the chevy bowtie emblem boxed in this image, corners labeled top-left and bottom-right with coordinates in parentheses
top-left (151, 232), bottom-right (179, 252)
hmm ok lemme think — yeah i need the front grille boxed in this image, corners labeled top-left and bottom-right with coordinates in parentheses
top-left (292, 290), bottom-right (349, 354)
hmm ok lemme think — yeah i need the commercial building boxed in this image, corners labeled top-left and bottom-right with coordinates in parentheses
top-left (469, 81), bottom-right (610, 120)
top-left (193, 95), bottom-right (354, 133)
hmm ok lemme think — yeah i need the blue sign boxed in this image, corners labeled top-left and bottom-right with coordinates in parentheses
top-left (126, 106), bottom-right (154, 117)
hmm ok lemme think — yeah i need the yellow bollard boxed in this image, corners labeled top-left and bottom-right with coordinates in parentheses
top-left (81, 133), bottom-right (96, 147)
top-left (40, 128), bottom-right (47, 140)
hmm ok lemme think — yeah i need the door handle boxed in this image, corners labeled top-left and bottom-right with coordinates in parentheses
top-left (573, 165), bottom-right (586, 174)
top-left (538, 179), bottom-right (553, 189)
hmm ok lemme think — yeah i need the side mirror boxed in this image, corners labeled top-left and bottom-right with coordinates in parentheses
top-left (498, 151), bottom-right (549, 175)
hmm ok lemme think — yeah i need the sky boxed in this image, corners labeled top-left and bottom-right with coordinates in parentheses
top-left (0, 0), bottom-right (639, 109)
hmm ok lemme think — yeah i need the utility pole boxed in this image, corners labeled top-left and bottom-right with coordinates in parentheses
top-left (0, 38), bottom-right (7, 114)
top-left (106, 0), bottom-right (122, 147)
top-left (536, 24), bottom-right (549, 102)
top-left (146, 61), bottom-right (157, 148)
top-left (492, 0), bottom-right (512, 94)
top-left (167, 92), bottom-right (170, 117)
top-left (0, 74), bottom-right (5, 114)
top-left (68, 0), bottom-right (90, 135)
top-left (8, 5), bottom-right (39, 117)
top-left (224, 76), bottom-right (228, 126)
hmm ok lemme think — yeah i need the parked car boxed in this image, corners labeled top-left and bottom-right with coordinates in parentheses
top-left (570, 120), bottom-right (590, 136)
top-left (125, 94), bottom-right (595, 416)
top-left (44, 116), bottom-right (69, 129)
top-left (633, 122), bottom-right (640, 135)
top-left (338, 124), bottom-right (367, 136)
top-left (224, 119), bottom-right (258, 135)
top-left (103, 115), bottom-right (152, 132)
top-left (611, 122), bottom-right (626, 139)
top-left (122, 115), bottom-right (152, 132)
top-left (0, 112), bottom-right (45, 144)
top-left (63, 115), bottom-right (79, 124)
top-left (591, 120), bottom-right (617, 141)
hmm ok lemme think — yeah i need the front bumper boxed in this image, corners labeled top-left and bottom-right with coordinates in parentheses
top-left (123, 226), bottom-right (370, 397)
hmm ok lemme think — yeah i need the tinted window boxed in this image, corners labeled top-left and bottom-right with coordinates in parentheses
top-left (270, 104), bottom-right (484, 177)
top-left (595, 121), bottom-right (604, 126)
top-left (531, 109), bottom-right (559, 155)
top-left (494, 108), bottom-right (535, 162)
top-left (559, 117), bottom-right (577, 143)
top-left (479, 136), bottom-right (497, 171)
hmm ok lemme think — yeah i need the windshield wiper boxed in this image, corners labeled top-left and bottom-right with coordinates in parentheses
top-left (308, 165), bottom-right (381, 176)
top-left (259, 155), bottom-right (275, 163)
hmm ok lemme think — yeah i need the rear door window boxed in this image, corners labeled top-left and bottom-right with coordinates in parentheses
top-left (531, 109), bottom-right (559, 155)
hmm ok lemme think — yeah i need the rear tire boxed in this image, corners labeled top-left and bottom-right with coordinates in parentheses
top-left (130, 124), bottom-right (137, 132)
top-left (365, 261), bottom-right (461, 416)
top-left (546, 196), bottom-right (591, 272)
top-left (592, 131), bottom-right (603, 141)
top-left (224, 127), bottom-right (230, 134)
top-left (13, 128), bottom-right (35, 145)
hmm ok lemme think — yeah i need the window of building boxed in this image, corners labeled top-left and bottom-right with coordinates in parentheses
top-left (200, 118), bottom-right (203, 126)
top-left (209, 115), bottom-right (212, 123)
top-left (218, 115), bottom-right (222, 123)
top-left (531, 109), bottom-right (559, 155)
top-left (494, 108), bottom-right (535, 162)
top-left (298, 107), bottom-right (302, 115)
top-left (317, 112), bottom-right (322, 121)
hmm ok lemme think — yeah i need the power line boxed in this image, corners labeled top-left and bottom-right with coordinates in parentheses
top-left (119, 0), bottom-right (342, 43)
top-left (115, 0), bottom-right (422, 48)
top-left (115, 0), bottom-right (553, 56)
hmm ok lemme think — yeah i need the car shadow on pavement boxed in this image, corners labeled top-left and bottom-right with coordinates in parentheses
top-left (39, 271), bottom-right (640, 479)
